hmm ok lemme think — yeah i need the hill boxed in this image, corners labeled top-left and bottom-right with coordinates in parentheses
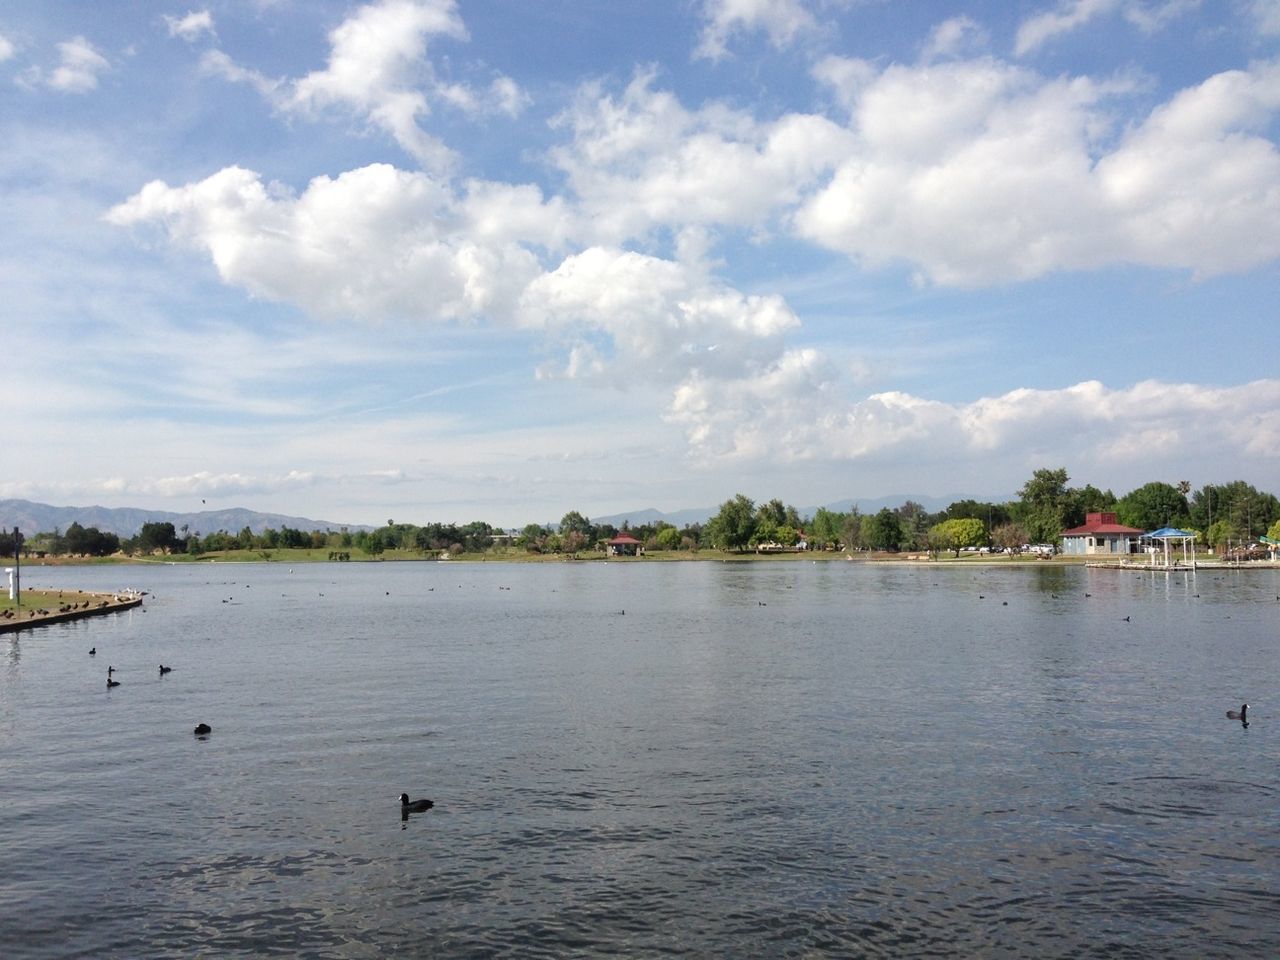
top-left (0, 499), bottom-right (366, 539)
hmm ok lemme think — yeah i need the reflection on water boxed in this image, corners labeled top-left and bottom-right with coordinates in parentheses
top-left (1, 561), bottom-right (1277, 958)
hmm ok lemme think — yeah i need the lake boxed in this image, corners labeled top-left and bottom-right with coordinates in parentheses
top-left (1, 560), bottom-right (1277, 958)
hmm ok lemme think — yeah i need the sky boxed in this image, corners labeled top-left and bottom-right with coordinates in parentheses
top-left (2, 0), bottom-right (1278, 528)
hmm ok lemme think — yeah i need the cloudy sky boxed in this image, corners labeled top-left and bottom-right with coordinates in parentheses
top-left (2, 0), bottom-right (1278, 527)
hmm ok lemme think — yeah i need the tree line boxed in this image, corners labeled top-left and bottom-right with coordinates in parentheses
top-left (5, 469), bottom-right (1278, 559)
top-left (702, 469), bottom-right (1280, 555)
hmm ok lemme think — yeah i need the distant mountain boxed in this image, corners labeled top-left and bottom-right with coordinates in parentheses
top-left (592, 506), bottom-right (718, 529)
top-left (0, 499), bottom-right (368, 539)
top-left (592, 494), bottom-right (1013, 529)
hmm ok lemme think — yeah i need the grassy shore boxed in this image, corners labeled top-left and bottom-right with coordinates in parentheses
top-left (13, 546), bottom-right (1115, 566)
top-left (1, 589), bottom-right (69, 613)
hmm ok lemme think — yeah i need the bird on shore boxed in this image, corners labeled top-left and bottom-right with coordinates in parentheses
top-left (194, 723), bottom-right (212, 736)
top-left (1227, 704), bottom-right (1248, 721)
top-left (159, 665), bottom-right (172, 675)
top-left (399, 793), bottom-right (434, 813)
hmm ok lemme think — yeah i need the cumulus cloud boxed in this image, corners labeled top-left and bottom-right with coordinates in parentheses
top-left (669, 374), bottom-right (1280, 470)
top-left (165, 10), bottom-right (215, 42)
top-left (106, 163), bottom-right (557, 324)
top-left (47, 36), bottom-right (109, 93)
top-left (518, 246), bottom-right (799, 383)
top-left (200, 0), bottom-right (525, 169)
top-left (551, 70), bottom-right (853, 244)
top-left (799, 55), bottom-right (1280, 284)
top-left (106, 160), bottom-right (808, 418)
top-left (695, 0), bottom-right (817, 60)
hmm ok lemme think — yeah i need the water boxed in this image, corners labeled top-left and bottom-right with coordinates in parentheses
top-left (2, 560), bottom-right (1277, 958)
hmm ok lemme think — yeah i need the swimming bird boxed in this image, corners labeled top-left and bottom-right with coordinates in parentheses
top-left (107, 675), bottom-right (120, 688)
top-left (194, 723), bottom-right (212, 736)
top-left (159, 665), bottom-right (172, 675)
top-left (89, 647), bottom-right (96, 656)
top-left (107, 665), bottom-right (116, 675)
top-left (1227, 704), bottom-right (1248, 721)
top-left (399, 793), bottom-right (434, 813)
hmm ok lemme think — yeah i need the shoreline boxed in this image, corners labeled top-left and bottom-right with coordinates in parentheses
top-left (0, 590), bottom-right (145, 635)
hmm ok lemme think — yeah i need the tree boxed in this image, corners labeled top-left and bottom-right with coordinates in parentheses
top-left (707, 494), bottom-right (756, 551)
top-left (945, 499), bottom-right (1009, 530)
top-left (1189, 482), bottom-right (1280, 537)
top-left (929, 517), bottom-right (987, 557)
top-left (137, 521), bottom-right (179, 554)
top-left (1069, 484), bottom-right (1116, 525)
top-left (863, 508), bottom-right (903, 551)
top-left (1205, 519), bottom-right (1238, 554)
top-left (559, 511), bottom-right (593, 539)
top-left (654, 526), bottom-right (682, 550)
top-left (992, 521), bottom-right (1028, 551)
top-left (808, 507), bottom-right (845, 549)
top-left (840, 511), bottom-right (862, 551)
top-left (1115, 482), bottom-right (1189, 531)
top-left (1016, 468), bottom-right (1071, 544)
top-left (519, 523), bottom-right (547, 552)
top-left (895, 501), bottom-right (933, 551)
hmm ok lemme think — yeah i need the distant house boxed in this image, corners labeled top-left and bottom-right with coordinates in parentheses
top-left (1060, 512), bottom-right (1144, 556)
top-left (607, 533), bottom-right (644, 557)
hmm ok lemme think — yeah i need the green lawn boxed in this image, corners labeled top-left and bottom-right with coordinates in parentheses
top-left (1, 589), bottom-right (69, 613)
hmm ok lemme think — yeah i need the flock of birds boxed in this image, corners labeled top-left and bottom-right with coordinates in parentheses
top-left (94, 647), bottom-right (201, 728)
top-left (90, 615), bottom-right (435, 814)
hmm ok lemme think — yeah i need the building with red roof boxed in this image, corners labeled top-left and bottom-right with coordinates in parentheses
top-left (606, 533), bottom-right (644, 557)
top-left (1060, 512), bottom-right (1144, 556)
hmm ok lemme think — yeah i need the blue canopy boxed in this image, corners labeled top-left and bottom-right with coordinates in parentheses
top-left (1148, 527), bottom-right (1195, 538)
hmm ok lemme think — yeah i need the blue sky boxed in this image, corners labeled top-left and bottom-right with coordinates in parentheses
top-left (2, 0), bottom-right (1278, 527)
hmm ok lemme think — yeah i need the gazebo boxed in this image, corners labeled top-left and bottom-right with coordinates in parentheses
top-left (1146, 527), bottom-right (1197, 569)
top-left (606, 533), bottom-right (643, 557)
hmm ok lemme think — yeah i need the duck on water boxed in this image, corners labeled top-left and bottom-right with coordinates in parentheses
top-left (400, 793), bottom-right (434, 814)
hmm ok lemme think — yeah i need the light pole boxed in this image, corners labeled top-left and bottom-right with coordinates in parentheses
top-left (12, 527), bottom-right (23, 609)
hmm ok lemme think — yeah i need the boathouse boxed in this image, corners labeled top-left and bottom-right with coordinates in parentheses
top-left (1060, 512), bottom-right (1144, 556)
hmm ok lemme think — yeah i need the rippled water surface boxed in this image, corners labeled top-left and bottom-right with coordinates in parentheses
top-left (2, 560), bottom-right (1277, 958)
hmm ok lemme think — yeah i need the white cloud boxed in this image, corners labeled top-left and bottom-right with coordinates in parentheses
top-left (48, 36), bottom-right (110, 93)
top-left (265, 0), bottom-right (523, 169)
top-left (1016, 0), bottom-right (1117, 55)
top-left (0, 32), bottom-right (15, 63)
top-left (551, 70), bottom-right (853, 244)
top-left (695, 0), bottom-right (818, 60)
top-left (199, 49), bottom-right (279, 97)
top-left (1015, 0), bottom-right (1198, 54)
top-left (922, 16), bottom-right (988, 62)
top-left (201, 0), bottom-right (526, 170)
top-left (518, 246), bottom-right (800, 383)
top-left (165, 10), bottom-right (216, 42)
top-left (668, 374), bottom-right (1280, 472)
top-left (1097, 59), bottom-right (1280, 275)
top-left (1254, 0), bottom-right (1280, 34)
top-left (799, 56), bottom-right (1280, 284)
top-left (106, 163), bottom-right (554, 324)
